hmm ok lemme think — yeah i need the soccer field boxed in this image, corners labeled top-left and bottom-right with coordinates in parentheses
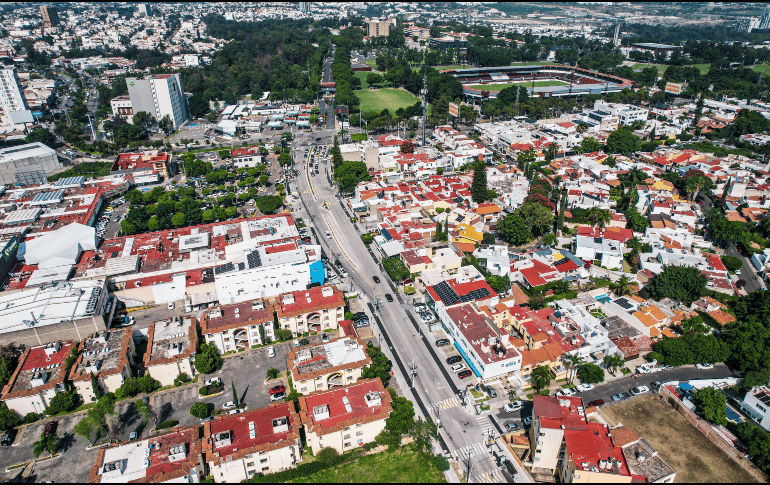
top-left (467, 80), bottom-right (567, 92)
top-left (356, 88), bottom-right (421, 113)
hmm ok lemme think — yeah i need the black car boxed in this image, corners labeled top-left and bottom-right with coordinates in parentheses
top-left (385, 294), bottom-right (393, 302)
top-left (373, 276), bottom-right (380, 283)
top-left (446, 355), bottom-right (462, 365)
top-left (1, 429), bottom-right (16, 446)
top-left (353, 312), bottom-right (367, 321)
top-left (435, 339), bottom-right (450, 347)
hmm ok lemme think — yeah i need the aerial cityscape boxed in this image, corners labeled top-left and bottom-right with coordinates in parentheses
top-left (2, 1), bottom-right (770, 483)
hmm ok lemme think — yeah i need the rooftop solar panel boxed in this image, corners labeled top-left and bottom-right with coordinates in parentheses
top-left (214, 262), bottom-right (235, 275)
top-left (614, 298), bottom-right (633, 310)
top-left (246, 251), bottom-right (262, 269)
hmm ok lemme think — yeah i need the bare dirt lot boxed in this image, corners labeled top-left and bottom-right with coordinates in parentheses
top-left (599, 394), bottom-right (758, 483)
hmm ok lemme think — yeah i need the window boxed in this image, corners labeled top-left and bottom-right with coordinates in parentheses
top-left (248, 470), bottom-right (256, 476)
top-left (246, 462), bottom-right (254, 467)
top-left (355, 423), bottom-right (363, 428)
top-left (356, 431), bottom-right (363, 436)
top-left (357, 439), bottom-right (363, 444)
top-left (260, 458), bottom-right (268, 463)
top-left (344, 426), bottom-right (350, 431)
top-left (344, 434), bottom-right (351, 439)
top-left (344, 442), bottom-right (351, 447)
top-left (301, 387), bottom-right (307, 392)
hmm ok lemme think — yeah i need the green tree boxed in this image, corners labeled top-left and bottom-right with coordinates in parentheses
top-left (158, 114), bottom-right (173, 136)
top-left (133, 111), bottom-right (155, 132)
top-left (644, 265), bottom-right (707, 303)
top-left (721, 255), bottom-right (743, 272)
top-left (410, 417), bottom-right (438, 452)
top-left (266, 367), bottom-right (279, 380)
top-left (497, 213), bottom-right (532, 246)
top-left (316, 446), bottom-right (340, 465)
top-left (562, 353), bottom-right (584, 384)
top-left (577, 363), bottom-right (605, 384)
top-left (255, 195), bottom-right (283, 214)
top-left (361, 343), bottom-right (393, 387)
top-left (579, 136), bottom-right (603, 154)
top-left (385, 394), bottom-right (415, 436)
top-left (190, 402), bottom-right (209, 419)
top-left (0, 402), bottom-right (20, 431)
top-left (693, 387), bottom-right (728, 426)
top-left (606, 129), bottom-right (640, 156)
top-left (517, 202), bottom-right (554, 238)
top-left (91, 372), bottom-right (105, 400)
top-left (32, 432), bottom-right (59, 458)
top-left (45, 389), bottom-right (79, 415)
top-left (171, 212), bottom-right (186, 227)
top-left (530, 365), bottom-right (552, 393)
top-left (194, 342), bottom-right (223, 374)
top-left (471, 160), bottom-right (488, 203)
top-left (134, 398), bottom-right (155, 427)
top-left (603, 354), bottom-right (624, 374)
top-left (26, 128), bottom-right (57, 148)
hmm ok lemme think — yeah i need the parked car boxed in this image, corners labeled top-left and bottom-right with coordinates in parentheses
top-left (504, 400), bottom-right (524, 413)
top-left (204, 378), bottom-right (221, 387)
top-left (385, 294), bottom-right (393, 302)
top-left (504, 422), bottom-right (519, 432)
top-left (44, 421), bottom-right (57, 436)
top-left (129, 431), bottom-right (138, 440)
top-left (269, 385), bottom-right (286, 395)
top-left (611, 392), bottom-right (629, 402)
top-left (695, 363), bottom-right (713, 370)
top-left (523, 417), bottom-right (531, 426)
top-left (451, 363), bottom-right (466, 373)
top-left (322, 333), bottom-right (329, 343)
top-left (487, 387), bottom-right (497, 399)
top-left (659, 365), bottom-right (673, 371)
top-left (372, 276), bottom-right (380, 283)
top-left (1, 429), bottom-right (16, 446)
top-left (267, 346), bottom-right (275, 357)
top-left (457, 369), bottom-right (472, 379)
top-left (293, 339), bottom-right (300, 347)
top-left (446, 355), bottom-right (462, 365)
top-left (270, 391), bottom-right (286, 401)
top-left (650, 381), bottom-right (662, 391)
top-left (587, 399), bottom-right (605, 408)
top-left (223, 401), bottom-right (236, 410)
top-left (629, 385), bottom-right (649, 396)
top-left (325, 230), bottom-right (331, 239)
top-left (555, 388), bottom-right (576, 397)
top-left (575, 383), bottom-right (594, 392)
top-left (167, 302), bottom-right (174, 310)
top-left (435, 339), bottom-right (450, 347)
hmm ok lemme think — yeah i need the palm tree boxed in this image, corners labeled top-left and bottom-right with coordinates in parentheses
top-left (562, 354), bottom-right (585, 384)
top-left (612, 276), bottom-right (631, 297)
top-left (530, 365), bottom-right (552, 394)
top-left (587, 208), bottom-right (611, 228)
top-left (32, 432), bottom-right (59, 459)
top-left (603, 354), bottom-right (624, 375)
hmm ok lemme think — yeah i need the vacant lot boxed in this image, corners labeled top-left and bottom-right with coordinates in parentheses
top-left (600, 394), bottom-right (758, 483)
top-left (467, 80), bottom-right (566, 92)
top-left (356, 88), bottom-right (421, 114)
top-left (289, 446), bottom-right (446, 483)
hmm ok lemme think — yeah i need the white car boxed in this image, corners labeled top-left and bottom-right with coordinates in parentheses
top-left (555, 388), bottom-right (576, 397)
top-left (450, 363), bottom-right (466, 373)
top-left (695, 363), bottom-right (713, 370)
top-left (325, 230), bottom-right (332, 239)
top-left (267, 346), bottom-right (275, 357)
top-left (167, 302), bottom-right (174, 310)
top-left (504, 401), bottom-right (523, 413)
top-left (629, 385), bottom-right (649, 396)
top-left (575, 384), bottom-right (594, 392)
top-left (222, 401), bottom-right (236, 410)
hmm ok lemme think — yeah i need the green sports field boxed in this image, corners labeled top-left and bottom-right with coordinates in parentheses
top-left (356, 88), bottom-right (421, 113)
top-left (467, 80), bottom-right (567, 91)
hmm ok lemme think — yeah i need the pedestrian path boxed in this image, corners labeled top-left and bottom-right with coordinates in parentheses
top-left (449, 441), bottom-right (505, 483)
top-left (475, 469), bottom-right (505, 483)
top-left (437, 396), bottom-right (461, 410)
top-left (450, 441), bottom-right (486, 461)
top-left (476, 415), bottom-right (495, 436)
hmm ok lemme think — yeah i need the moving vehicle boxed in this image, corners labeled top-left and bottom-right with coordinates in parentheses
top-left (372, 276), bottom-right (380, 283)
top-left (457, 369), bottom-right (472, 379)
top-left (267, 346), bottom-right (275, 357)
top-left (504, 401), bottom-right (523, 413)
top-left (168, 302), bottom-right (174, 310)
top-left (385, 294), bottom-right (393, 302)
top-left (575, 384), bottom-right (594, 392)
top-left (269, 385), bottom-right (286, 395)
top-left (629, 385), bottom-right (649, 396)
top-left (435, 339), bottom-right (450, 347)
top-left (446, 355), bottom-right (462, 365)
top-left (504, 422), bottom-right (519, 432)
top-left (129, 431), bottom-right (138, 440)
top-left (325, 230), bottom-right (332, 239)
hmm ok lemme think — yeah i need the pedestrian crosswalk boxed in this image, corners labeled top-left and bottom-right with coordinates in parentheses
top-left (448, 441), bottom-right (505, 483)
top-left (450, 441), bottom-right (486, 461)
top-left (476, 415), bottom-right (495, 436)
top-left (475, 469), bottom-right (505, 483)
top-left (436, 396), bottom-right (460, 410)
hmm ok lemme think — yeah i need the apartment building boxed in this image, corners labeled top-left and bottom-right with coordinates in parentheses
top-left (143, 316), bottom-right (197, 387)
top-left (125, 74), bottom-right (190, 129)
top-left (0, 65), bottom-right (29, 124)
top-left (593, 100), bottom-right (649, 126)
top-left (275, 285), bottom-right (345, 337)
top-left (288, 337), bottom-right (372, 395)
top-left (71, 329), bottom-right (135, 403)
top-left (200, 300), bottom-right (275, 354)
top-left (203, 403), bottom-right (303, 481)
top-left (40, 6), bottom-right (60, 27)
top-left (298, 379), bottom-right (392, 454)
top-left (366, 19), bottom-right (391, 37)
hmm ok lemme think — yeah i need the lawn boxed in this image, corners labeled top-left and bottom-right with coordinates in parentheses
top-left (48, 161), bottom-right (113, 182)
top-left (752, 63), bottom-right (770, 75)
top-left (631, 62), bottom-right (711, 76)
top-left (354, 71), bottom-right (385, 90)
top-left (600, 394), bottom-right (758, 483)
top-left (356, 88), bottom-right (421, 114)
top-left (288, 446), bottom-right (447, 483)
top-left (467, 80), bottom-right (566, 91)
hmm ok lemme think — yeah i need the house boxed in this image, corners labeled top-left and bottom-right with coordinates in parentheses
top-left (203, 403), bottom-right (303, 481)
top-left (275, 285), bottom-right (345, 336)
top-left (200, 300), bottom-right (275, 354)
top-left (143, 316), bottom-right (197, 387)
top-left (71, 329), bottom-right (135, 403)
top-left (0, 341), bottom-right (75, 416)
top-left (288, 337), bottom-right (372, 395)
top-left (298, 378), bottom-right (392, 454)
top-left (89, 426), bottom-right (203, 483)
top-left (613, 426), bottom-right (677, 483)
top-left (231, 147), bottom-right (262, 168)
top-left (741, 386), bottom-right (770, 433)
top-left (572, 234), bottom-right (624, 270)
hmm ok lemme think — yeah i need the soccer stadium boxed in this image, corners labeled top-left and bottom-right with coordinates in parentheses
top-left (441, 64), bottom-right (636, 102)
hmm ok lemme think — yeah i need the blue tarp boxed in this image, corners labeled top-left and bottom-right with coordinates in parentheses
top-left (679, 382), bottom-right (693, 391)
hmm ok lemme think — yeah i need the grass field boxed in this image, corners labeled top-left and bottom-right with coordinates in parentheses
top-left (631, 62), bottom-right (711, 76)
top-left (752, 63), bottom-right (770, 75)
top-left (356, 88), bottom-right (420, 113)
top-left (48, 161), bottom-right (113, 182)
top-left (354, 70), bottom-right (388, 90)
top-left (600, 394), bottom-right (758, 483)
top-left (289, 446), bottom-right (446, 483)
top-left (467, 80), bottom-right (567, 91)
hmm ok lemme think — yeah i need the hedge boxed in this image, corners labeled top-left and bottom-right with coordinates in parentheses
top-left (248, 449), bottom-right (362, 483)
top-left (156, 420), bottom-right (178, 430)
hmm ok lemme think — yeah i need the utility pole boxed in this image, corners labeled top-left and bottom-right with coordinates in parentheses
top-left (466, 449), bottom-right (474, 483)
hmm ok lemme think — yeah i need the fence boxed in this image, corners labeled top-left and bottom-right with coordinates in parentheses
top-left (659, 385), bottom-right (767, 483)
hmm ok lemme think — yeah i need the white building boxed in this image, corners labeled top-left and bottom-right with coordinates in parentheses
top-left (110, 95), bottom-right (133, 119)
top-left (594, 100), bottom-right (649, 126)
top-left (572, 235), bottom-right (624, 270)
top-left (0, 65), bottom-right (28, 125)
top-left (125, 73), bottom-right (190, 129)
top-left (0, 142), bottom-right (62, 185)
top-left (741, 386), bottom-right (770, 432)
top-left (200, 300), bottom-right (275, 354)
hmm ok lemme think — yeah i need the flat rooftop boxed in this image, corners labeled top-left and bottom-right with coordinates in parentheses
top-left (294, 338), bottom-right (367, 377)
top-left (148, 316), bottom-right (193, 363)
top-left (208, 403), bottom-right (299, 460)
top-left (72, 329), bottom-right (128, 380)
top-left (0, 142), bottom-right (56, 162)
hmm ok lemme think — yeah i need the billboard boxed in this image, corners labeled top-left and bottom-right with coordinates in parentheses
top-left (2, 236), bottom-right (18, 262)
top-left (448, 102), bottom-right (459, 117)
top-left (665, 82), bottom-right (684, 95)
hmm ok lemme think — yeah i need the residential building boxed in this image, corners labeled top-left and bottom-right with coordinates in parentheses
top-left (741, 386), bottom-right (770, 432)
top-left (90, 426), bottom-right (203, 483)
top-left (298, 378), bottom-right (392, 454)
top-left (111, 151), bottom-right (174, 180)
top-left (110, 95), bottom-right (133, 118)
top-left (366, 19), bottom-right (391, 38)
top-left (200, 300), bottom-right (275, 354)
top-left (125, 74), bottom-right (190, 129)
top-left (275, 285), bottom-right (345, 336)
top-left (613, 426), bottom-right (677, 483)
top-left (231, 148), bottom-right (262, 168)
top-left (143, 316), bottom-right (197, 387)
top-left (0, 341), bottom-right (75, 416)
top-left (71, 329), bottom-right (135, 403)
top-left (289, 337), bottom-right (372, 395)
top-left (203, 403), bottom-right (303, 481)
top-left (0, 142), bottom-right (61, 186)
top-left (0, 65), bottom-right (29, 124)
top-left (40, 6), bottom-right (60, 27)
top-left (593, 100), bottom-right (649, 126)
top-left (572, 234), bottom-right (624, 269)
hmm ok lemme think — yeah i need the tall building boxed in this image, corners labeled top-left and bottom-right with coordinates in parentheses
top-left (761, 5), bottom-right (770, 30)
top-left (0, 65), bottom-right (29, 124)
top-left (136, 3), bottom-right (148, 17)
top-left (366, 18), bottom-right (391, 38)
top-left (40, 6), bottom-right (60, 28)
top-left (299, 2), bottom-right (310, 14)
top-left (125, 74), bottom-right (190, 129)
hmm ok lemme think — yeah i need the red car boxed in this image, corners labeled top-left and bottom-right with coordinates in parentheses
top-left (269, 385), bottom-right (286, 395)
top-left (44, 421), bottom-right (58, 436)
top-left (457, 370), bottom-right (472, 379)
top-left (587, 400), bottom-right (605, 408)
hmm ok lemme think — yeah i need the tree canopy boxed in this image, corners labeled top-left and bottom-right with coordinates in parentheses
top-left (644, 265), bottom-right (707, 303)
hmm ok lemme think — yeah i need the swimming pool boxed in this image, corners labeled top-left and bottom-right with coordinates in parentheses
top-left (188, 123), bottom-right (197, 127)
top-left (725, 406), bottom-right (743, 423)
top-left (595, 294), bottom-right (611, 304)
